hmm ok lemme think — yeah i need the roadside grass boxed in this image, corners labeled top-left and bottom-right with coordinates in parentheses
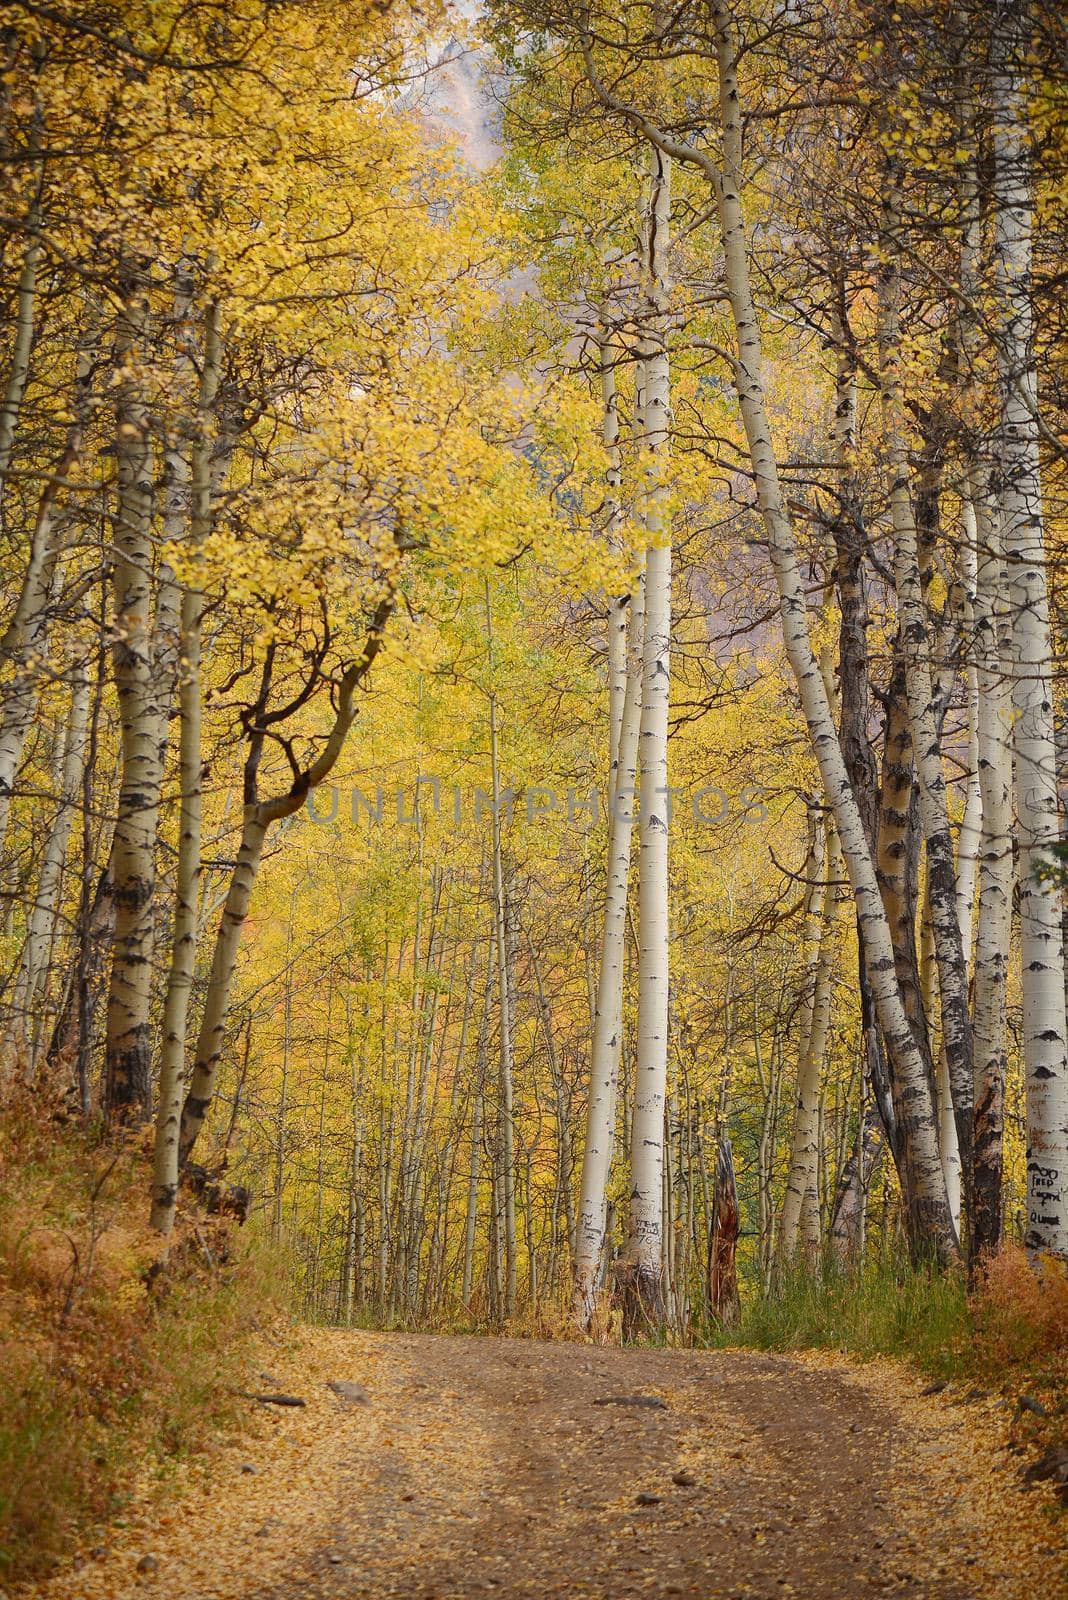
top-left (0, 1099), bottom-right (290, 1585)
top-left (705, 1252), bottom-right (970, 1374)
top-left (705, 1244), bottom-right (1068, 1504)
top-left (705, 1244), bottom-right (1068, 1383)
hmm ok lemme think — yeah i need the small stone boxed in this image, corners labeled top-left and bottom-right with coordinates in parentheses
top-left (327, 1380), bottom-right (371, 1405)
top-left (240, 1462), bottom-right (258, 1474)
top-left (635, 1491), bottom-right (661, 1506)
top-left (329, 1554), bottom-right (343, 1566)
top-left (136, 1554), bottom-right (159, 1576)
top-left (671, 1471), bottom-right (696, 1487)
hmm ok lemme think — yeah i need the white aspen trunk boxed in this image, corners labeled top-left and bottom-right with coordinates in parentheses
top-left (0, 340), bottom-right (90, 860)
top-left (178, 811), bottom-right (268, 1163)
top-left (463, 1083), bottom-right (484, 1308)
top-left (971, 491), bottom-right (1013, 1254)
top-left (0, 188), bottom-right (41, 477)
top-left (625, 143), bottom-right (672, 1325)
top-left (780, 815), bottom-right (840, 1262)
top-left (2, 674), bottom-right (89, 1070)
top-left (956, 508), bottom-right (983, 960)
top-left (152, 264), bottom-right (196, 724)
top-left (151, 299), bottom-right (221, 1233)
top-left (484, 580), bottom-right (517, 1318)
top-left (935, 504), bottom-right (983, 1239)
top-left (992, 22), bottom-right (1068, 1256)
top-left (576, 8), bottom-right (956, 1258)
top-left (878, 178), bottom-right (972, 1249)
top-left (572, 559), bottom-right (646, 1323)
top-left (273, 947), bottom-right (292, 1244)
top-left (0, 515), bottom-right (63, 857)
top-left (463, 933), bottom-right (494, 1306)
top-left (920, 893), bottom-right (961, 1233)
top-left (105, 276), bottom-right (163, 1120)
top-left (602, 336), bottom-right (628, 777)
top-left (777, 806), bottom-right (824, 1257)
top-left (955, 112), bottom-right (1009, 1258)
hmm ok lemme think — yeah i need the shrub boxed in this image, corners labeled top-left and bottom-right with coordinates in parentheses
top-left (0, 1102), bottom-right (287, 1583)
top-left (970, 1245), bottom-right (1068, 1373)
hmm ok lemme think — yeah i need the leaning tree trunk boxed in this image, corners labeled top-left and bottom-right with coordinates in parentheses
top-left (151, 298), bottom-right (221, 1233)
top-left (622, 143), bottom-right (672, 1332)
top-left (694, 9), bottom-right (956, 1262)
top-left (177, 574), bottom-right (395, 1171)
top-left (991, 17), bottom-right (1068, 1256)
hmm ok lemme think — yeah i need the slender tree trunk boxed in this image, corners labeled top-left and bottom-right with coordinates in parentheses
top-left (178, 811), bottom-right (268, 1163)
top-left (273, 951), bottom-right (292, 1243)
top-left (602, 334), bottom-right (628, 777)
top-left (623, 143), bottom-right (672, 1330)
top-left (573, 563), bottom-right (645, 1323)
top-left (780, 817), bottom-right (840, 1262)
top-left (971, 495), bottom-right (1013, 1255)
top-left (151, 298), bottom-right (221, 1232)
top-left (463, 936), bottom-right (494, 1307)
top-left (105, 275), bottom-right (163, 1121)
top-left (878, 179), bottom-right (972, 1252)
top-left (695, 11), bottom-right (956, 1262)
top-left (992, 19), bottom-right (1068, 1256)
top-left (2, 673), bottom-right (89, 1073)
top-left (0, 350), bottom-right (89, 860)
top-left (0, 203), bottom-right (41, 478)
top-left (484, 582), bottom-right (517, 1318)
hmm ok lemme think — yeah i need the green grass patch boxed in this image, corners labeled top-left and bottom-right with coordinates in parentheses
top-left (704, 1253), bottom-right (969, 1375)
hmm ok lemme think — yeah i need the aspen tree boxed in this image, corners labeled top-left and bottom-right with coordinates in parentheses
top-left (878, 174), bottom-right (973, 1248)
top-left (1, 672), bottom-right (89, 1071)
top-left (971, 494), bottom-right (1014, 1256)
top-left (623, 142), bottom-right (672, 1327)
top-left (779, 815), bottom-right (841, 1262)
top-left (572, 561), bottom-right (645, 1324)
top-left (572, 346), bottom-right (647, 1325)
top-left (577, 4), bottom-right (958, 1261)
top-left (151, 297), bottom-right (221, 1233)
top-left (991, 13), bottom-right (1068, 1256)
top-left (104, 274), bottom-right (163, 1121)
top-left (485, 581), bottom-right (517, 1320)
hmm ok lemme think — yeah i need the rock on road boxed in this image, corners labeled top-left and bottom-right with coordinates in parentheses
top-left (35, 1330), bottom-right (1065, 1600)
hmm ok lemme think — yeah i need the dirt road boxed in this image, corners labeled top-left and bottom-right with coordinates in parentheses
top-left (37, 1330), bottom-right (1065, 1600)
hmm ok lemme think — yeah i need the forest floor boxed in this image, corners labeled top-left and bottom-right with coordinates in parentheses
top-left (26, 1329), bottom-right (1067, 1600)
